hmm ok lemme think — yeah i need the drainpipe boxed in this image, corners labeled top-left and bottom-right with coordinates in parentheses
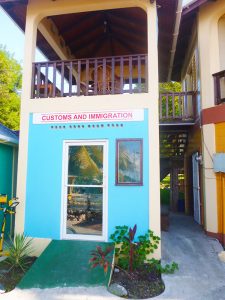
top-left (167, 0), bottom-right (183, 82)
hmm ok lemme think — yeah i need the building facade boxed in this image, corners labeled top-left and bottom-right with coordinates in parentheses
top-left (1, 0), bottom-right (175, 255)
top-left (176, 0), bottom-right (225, 245)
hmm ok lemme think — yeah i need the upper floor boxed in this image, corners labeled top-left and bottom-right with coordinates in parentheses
top-left (174, 0), bottom-right (225, 115)
top-left (0, 0), bottom-right (200, 125)
top-left (0, 3), bottom-right (171, 93)
top-left (1, 1), bottom-right (157, 99)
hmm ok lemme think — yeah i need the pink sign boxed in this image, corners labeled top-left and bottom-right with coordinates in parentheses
top-left (33, 110), bottom-right (144, 124)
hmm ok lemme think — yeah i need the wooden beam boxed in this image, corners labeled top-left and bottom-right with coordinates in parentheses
top-left (112, 34), bottom-right (142, 54)
top-left (111, 23), bottom-right (146, 44)
top-left (58, 12), bottom-right (99, 35)
top-left (67, 20), bottom-right (103, 48)
top-left (107, 12), bottom-right (146, 31)
top-left (71, 32), bottom-right (104, 53)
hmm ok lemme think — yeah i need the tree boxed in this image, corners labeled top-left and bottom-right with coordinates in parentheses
top-left (159, 81), bottom-right (182, 118)
top-left (0, 46), bottom-right (22, 130)
top-left (159, 81), bottom-right (181, 93)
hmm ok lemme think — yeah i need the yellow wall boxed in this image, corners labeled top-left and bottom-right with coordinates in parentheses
top-left (198, 0), bottom-right (225, 110)
top-left (188, 0), bottom-right (225, 234)
top-left (215, 123), bottom-right (225, 235)
top-left (176, 0), bottom-right (225, 236)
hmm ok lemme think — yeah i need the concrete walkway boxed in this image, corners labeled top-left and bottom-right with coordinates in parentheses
top-left (2, 213), bottom-right (225, 299)
top-left (156, 213), bottom-right (225, 300)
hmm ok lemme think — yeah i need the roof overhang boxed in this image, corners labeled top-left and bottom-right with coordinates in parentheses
top-left (0, 134), bottom-right (18, 145)
top-left (182, 0), bottom-right (216, 15)
top-left (0, 123), bottom-right (19, 145)
top-left (0, 0), bottom-right (181, 82)
top-left (171, 0), bottom-right (217, 81)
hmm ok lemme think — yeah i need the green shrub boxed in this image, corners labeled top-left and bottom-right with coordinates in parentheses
top-left (6, 233), bottom-right (33, 272)
top-left (110, 225), bottom-right (160, 271)
top-left (89, 225), bottom-right (178, 275)
top-left (110, 225), bottom-right (178, 274)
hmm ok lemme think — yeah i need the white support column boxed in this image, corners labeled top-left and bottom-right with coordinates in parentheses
top-left (147, 3), bottom-right (161, 258)
top-left (15, 13), bottom-right (38, 234)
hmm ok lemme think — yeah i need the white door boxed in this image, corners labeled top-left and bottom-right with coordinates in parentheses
top-left (192, 152), bottom-right (201, 224)
top-left (62, 140), bottom-right (108, 241)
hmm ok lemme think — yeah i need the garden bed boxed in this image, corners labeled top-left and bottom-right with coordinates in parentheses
top-left (0, 256), bottom-right (36, 292)
top-left (110, 264), bottom-right (165, 299)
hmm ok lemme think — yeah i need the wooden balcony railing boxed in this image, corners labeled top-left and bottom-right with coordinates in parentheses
top-left (212, 70), bottom-right (225, 105)
top-left (31, 54), bottom-right (148, 98)
top-left (159, 92), bottom-right (197, 122)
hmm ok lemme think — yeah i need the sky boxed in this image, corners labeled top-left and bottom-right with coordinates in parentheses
top-left (0, 0), bottom-right (193, 66)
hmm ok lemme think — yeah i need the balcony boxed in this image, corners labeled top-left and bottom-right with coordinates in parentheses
top-left (212, 70), bottom-right (225, 105)
top-left (159, 91), bottom-right (197, 124)
top-left (32, 54), bottom-right (148, 98)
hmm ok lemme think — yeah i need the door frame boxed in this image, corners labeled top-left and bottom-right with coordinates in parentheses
top-left (192, 152), bottom-right (201, 224)
top-left (61, 139), bottom-right (108, 241)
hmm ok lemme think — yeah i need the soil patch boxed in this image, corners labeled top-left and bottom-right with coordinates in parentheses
top-left (110, 265), bottom-right (165, 299)
top-left (0, 256), bottom-right (36, 292)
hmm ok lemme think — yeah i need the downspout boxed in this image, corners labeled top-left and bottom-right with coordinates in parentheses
top-left (167, 0), bottom-right (183, 82)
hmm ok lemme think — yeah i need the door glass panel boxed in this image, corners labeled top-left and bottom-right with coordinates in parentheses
top-left (68, 145), bottom-right (103, 185)
top-left (67, 187), bottom-right (103, 235)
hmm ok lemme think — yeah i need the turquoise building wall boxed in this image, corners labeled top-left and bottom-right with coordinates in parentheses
top-left (0, 144), bottom-right (13, 200)
top-left (0, 143), bottom-right (15, 236)
top-left (25, 110), bottom-right (149, 240)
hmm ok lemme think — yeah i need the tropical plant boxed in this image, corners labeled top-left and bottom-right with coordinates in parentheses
top-left (5, 233), bottom-right (33, 272)
top-left (110, 225), bottom-right (178, 274)
top-left (110, 225), bottom-right (160, 271)
top-left (89, 225), bottom-right (178, 276)
top-left (125, 225), bottom-right (136, 272)
top-left (89, 245), bottom-right (114, 274)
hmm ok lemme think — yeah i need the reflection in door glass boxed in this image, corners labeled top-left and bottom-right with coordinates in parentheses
top-left (67, 187), bottom-right (103, 235)
top-left (68, 146), bottom-right (103, 185)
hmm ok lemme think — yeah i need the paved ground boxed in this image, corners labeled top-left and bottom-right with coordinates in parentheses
top-left (156, 213), bottom-right (225, 300)
top-left (1, 213), bottom-right (225, 299)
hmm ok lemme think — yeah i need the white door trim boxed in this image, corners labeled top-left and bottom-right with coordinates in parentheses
top-left (61, 140), bottom-right (108, 241)
top-left (192, 152), bottom-right (201, 224)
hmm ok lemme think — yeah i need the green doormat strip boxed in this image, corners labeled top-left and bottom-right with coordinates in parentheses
top-left (18, 240), bottom-right (114, 289)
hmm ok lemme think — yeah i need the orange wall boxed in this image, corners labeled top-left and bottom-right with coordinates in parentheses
top-left (215, 122), bottom-right (225, 235)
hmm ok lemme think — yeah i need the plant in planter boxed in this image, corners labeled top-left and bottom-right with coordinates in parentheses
top-left (89, 225), bottom-right (178, 299)
top-left (89, 245), bottom-right (114, 275)
top-left (6, 233), bottom-right (34, 272)
top-left (0, 233), bottom-right (36, 292)
top-left (110, 225), bottom-right (161, 271)
top-left (112, 225), bottom-right (178, 298)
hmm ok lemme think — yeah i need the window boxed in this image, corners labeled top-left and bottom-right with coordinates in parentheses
top-left (116, 139), bottom-right (143, 186)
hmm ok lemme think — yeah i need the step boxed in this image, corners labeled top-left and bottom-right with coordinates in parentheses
top-left (18, 240), bottom-right (114, 289)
